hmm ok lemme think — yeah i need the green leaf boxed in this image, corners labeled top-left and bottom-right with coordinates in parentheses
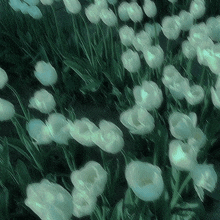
top-left (110, 199), bottom-right (123, 220)
top-left (0, 186), bottom-right (9, 220)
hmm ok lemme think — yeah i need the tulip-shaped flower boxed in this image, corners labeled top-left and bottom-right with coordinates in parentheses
top-left (46, 113), bottom-right (71, 145)
top-left (28, 5), bottom-right (42, 19)
top-left (206, 16), bottom-right (220, 42)
top-left (143, 0), bottom-right (157, 18)
top-left (127, 2), bottom-right (143, 22)
top-left (25, 179), bottom-right (73, 220)
top-left (72, 188), bottom-right (97, 218)
top-left (28, 89), bottom-right (56, 114)
top-left (68, 118), bottom-right (99, 147)
top-left (40, 0), bottom-right (54, 5)
top-left (169, 139), bottom-right (198, 171)
top-left (121, 49), bottom-right (141, 73)
top-left (100, 8), bottom-right (117, 26)
top-left (34, 61), bottom-right (58, 86)
top-left (125, 161), bottom-right (164, 201)
top-left (190, 163), bottom-right (218, 201)
top-left (95, 0), bottom-right (108, 9)
top-left (71, 161), bottom-right (107, 197)
top-left (92, 120), bottom-right (124, 154)
top-left (26, 119), bottom-right (52, 145)
top-left (119, 25), bottom-right (135, 47)
top-left (85, 4), bottom-right (101, 24)
top-left (144, 22), bottom-right (161, 39)
top-left (189, 0), bottom-right (206, 20)
top-left (0, 68), bottom-right (8, 89)
top-left (118, 1), bottom-right (130, 21)
top-left (133, 80), bottom-right (163, 111)
top-left (181, 40), bottom-right (197, 60)
top-left (211, 86), bottom-right (220, 109)
top-left (143, 45), bottom-right (164, 69)
top-left (168, 112), bottom-right (197, 140)
top-left (63, 0), bottom-right (81, 14)
top-left (0, 98), bottom-right (15, 121)
top-left (120, 105), bottom-right (155, 135)
top-left (184, 85), bottom-right (205, 105)
top-left (178, 10), bottom-right (193, 31)
top-left (132, 30), bottom-right (152, 52)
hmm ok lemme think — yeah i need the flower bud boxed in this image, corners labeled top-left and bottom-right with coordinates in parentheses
top-left (189, 0), bottom-right (206, 20)
top-left (132, 30), bottom-right (152, 52)
top-left (179, 10), bottom-right (193, 31)
top-left (144, 22), bottom-right (161, 38)
top-left (125, 161), bottom-right (164, 201)
top-left (34, 61), bottom-right (58, 86)
top-left (0, 98), bottom-right (15, 121)
top-left (206, 16), bottom-right (220, 42)
top-left (169, 139), bottom-right (198, 171)
top-left (100, 8), bottom-right (117, 26)
top-left (28, 5), bottom-right (43, 19)
top-left (28, 89), bottom-right (56, 114)
top-left (9, 0), bottom-right (23, 11)
top-left (0, 68), bottom-right (8, 89)
top-left (85, 4), bottom-right (101, 24)
top-left (71, 161), bottom-right (107, 197)
top-left (184, 85), bottom-right (205, 105)
top-left (121, 49), bottom-right (141, 73)
top-left (95, 0), bottom-right (108, 9)
top-left (119, 25), bottom-right (135, 46)
top-left (118, 1), bottom-right (130, 21)
top-left (133, 80), bottom-right (163, 111)
top-left (25, 179), bottom-right (73, 220)
top-left (127, 2), bottom-right (143, 22)
top-left (182, 40), bottom-right (197, 60)
top-left (63, 0), bottom-right (81, 14)
top-left (143, 0), bottom-right (157, 18)
top-left (120, 105), bottom-right (155, 135)
top-left (162, 65), bottom-right (181, 88)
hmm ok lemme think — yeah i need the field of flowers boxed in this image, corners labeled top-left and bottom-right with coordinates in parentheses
top-left (0, 0), bottom-right (220, 219)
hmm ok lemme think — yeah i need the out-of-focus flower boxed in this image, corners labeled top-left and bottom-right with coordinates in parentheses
top-left (190, 163), bottom-right (218, 201)
top-left (28, 89), bottom-right (56, 114)
top-left (107, 0), bottom-right (117, 5)
top-left (68, 118), bottom-right (99, 147)
top-left (28, 5), bottom-right (42, 19)
top-left (181, 40), bottom-right (196, 59)
top-left (120, 105), bottom-right (155, 135)
top-left (206, 16), bottom-right (220, 42)
top-left (92, 120), bottom-right (124, 154)
top-left (72, 188), bottom-right (97, 218)
top-left (121, 49), bottom-right (141, 73)
top-left (46, 113), bottom-right (71, 145)
top-left (25, 179), bottom-right (73, 220)
top-left (118, 1), bottom-right (130, 21)
top-left (161, 16), bottom-right (181, 40)
top-left (143, 45), bottom-right (164, 69)
top-left (94, 0), bottom-right (108, 9)
top-left (132, 30), bottom-right (152, 52)
top-left (179, 10), bottom-right (193, 31)
top-left (168, 0), bottom-right (177, 3)
top-left (144, 22), bottom-right (161, 38)
top-left (100, 8), bottom-right (117, 26)
top-left (119, 25), bottom-right (135, 46)
top-left (0, 68), bottom-right (8, 89)
top-left (189, 0), bottom-right (206, 20)
top-left (20, 2), bottom-right (29, 14)
top-left (9, 0), bottom-right (23, 11)
top-left (184, 85), bottom-right (205, 105)
top-left (211, 86), bottom-right (220, 109)
top-left (0, 98), bottom-right (15, 121)
top-left (71, 161), bottom-right (107, 197)
top-left (24, 0), bottom-right (39, 6)
top-left (143, 0), bottom-right (157, 18)
top-left (34, 61), bottom-right (58, 86)
top-left (40, 0), bottom-right (54, 5)
top-left (26, 119), bottom-right (52, 145)
top-left (133, 80), bottom-right (163, 111)
top-left (85, 4), bottom-right (101, 24)
top-left (127, 2), bottom-right (143, 22)
top-left (187, 127), bottom-right (207, 151)
top-left (125, 161), bottom-right (164, 201)
top-left (162, 65), bottom-right (181, 88)
top-left (169, 139), bottom-right (198, 171)
top-left (169, 112), bottom-right (197, 140)
top-left (63, 0), bottom-right (81, 14)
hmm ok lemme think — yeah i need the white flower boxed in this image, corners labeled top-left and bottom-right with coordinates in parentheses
top-left (28, 89), bottom-right (56, 114)
top-left (120, 105), bottom-right (155, 135)
top-left (132, 30), bottom-right (152, 52)
top-left (161, 16), bottom-right (181, 40)
top-left (168, 112), bottom-right (197, 140)
top-left (206, 16), bottom-right (220, 42)
top-left (63, 0), bottom-right (81, 14)
top-left (85, 4), bottom-right (101, 24)
top-left (26, 119), bottom-right (52, 145)
top-left (20, 2), bottom-right (29, 14)
top-left (143, 45), bottom-right (164, 69)
top-left (40, 0), bottom-right (53, 5)
top-left (68, 118), bottom-right (99, 147)
top-left (9, 0), bottom-right (23, 11)
top-left (190, 164), bottom-right (218, 201)
top-left (169, 139), bottom-right (198, 171)
top-left (46, 113), bottom-right (71, 145)
top-left (118, 1), bottom-right (130, 21)
top-left (0, 98), bottom-right (15, 121)
top-left (184, 85), bottom-right (205, 105)
top-left (71, 161), bottom-right (107, 197)
top-left (100, 8), bottom-right (117, 26)
top-left (143, 0), bottom-right (157, 18)
top-left (34, 61), bottom-right (58, 86)
top-left (133, 80), bottom-right (163, 111)
top-left (119, 25), bottom-right (135, 46)
top-left (179, 10), bottom-right (193, 31)
top-left (144, 22), bottom-right (161, 38)
top-left (121, 49), bottom-right (141, 73)
top-left (24, 0), bottom-right (39, 6)
top-left (0, 68), bottom-right (8, 89)
top-left (28, 5), bottom-right (42, 19)
top-left (92, 120), bottom-right (124, 154)
top-left (72, 188), bottom-right (97, 218)
top-left (25, 179), bottom-right (73, 220)
top-left (94, 0), bottom-right (108, 9)
top-left (211, 86), bottom-right (220, 109)
top-left (189, 0), bottom-right (206, 20)
top-left (127, 2), bottom-right (143, 22)
top-left (125, 161), bottom-right (164, 201)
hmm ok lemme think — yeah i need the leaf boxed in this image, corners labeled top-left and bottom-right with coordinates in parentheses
top-left (0, 186), bottom-right (9, 220)
top-left (110, 199), bottom-right (123, 220)
top-left (80, 78), bottom-right (102, 94)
